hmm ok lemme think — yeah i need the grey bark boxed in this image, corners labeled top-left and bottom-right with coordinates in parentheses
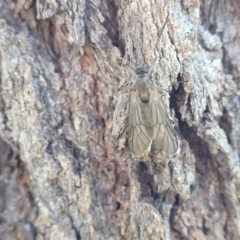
top-left (0, 0), bottom-right (239, 239)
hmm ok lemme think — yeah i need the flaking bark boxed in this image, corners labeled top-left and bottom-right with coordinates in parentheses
top-left (0, 0), bottom-right (240, 239)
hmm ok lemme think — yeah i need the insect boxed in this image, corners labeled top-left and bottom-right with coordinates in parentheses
top-left (128, 65), bottom-right (179, 155)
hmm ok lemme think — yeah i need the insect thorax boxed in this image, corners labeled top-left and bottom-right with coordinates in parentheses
top-left (134, 67), bottom-right (151, 103)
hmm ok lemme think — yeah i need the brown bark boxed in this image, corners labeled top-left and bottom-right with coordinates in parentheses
top-left (0, 0), bottom-right (239, 239)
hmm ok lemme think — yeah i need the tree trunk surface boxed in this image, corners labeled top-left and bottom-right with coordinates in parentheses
top-left (0, 0), bottom-right (240, 239)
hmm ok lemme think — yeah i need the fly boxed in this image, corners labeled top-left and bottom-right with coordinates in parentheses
top-left (128, 66), bottom-right (179, 155)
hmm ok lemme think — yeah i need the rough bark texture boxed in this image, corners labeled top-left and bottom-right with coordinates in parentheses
top-left (0, 0), bottom-right (239, 239)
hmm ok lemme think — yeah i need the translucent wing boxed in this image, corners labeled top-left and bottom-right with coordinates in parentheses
top-left (128, 91), bottom-right (153, 155)
top-left (150, 89), bottom-right (178, 155)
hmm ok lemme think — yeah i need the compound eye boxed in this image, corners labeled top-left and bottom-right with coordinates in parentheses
top-left (135, 67), bottom-right (149, 75)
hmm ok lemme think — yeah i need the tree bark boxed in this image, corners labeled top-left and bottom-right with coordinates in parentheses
top-left (0, 0), bottom-right (239, 239)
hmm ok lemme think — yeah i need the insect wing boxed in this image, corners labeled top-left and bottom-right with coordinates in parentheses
top-left (128, 91), bottom-right (153, 155)
top-left (151, 89), bottom-right (178, 155)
